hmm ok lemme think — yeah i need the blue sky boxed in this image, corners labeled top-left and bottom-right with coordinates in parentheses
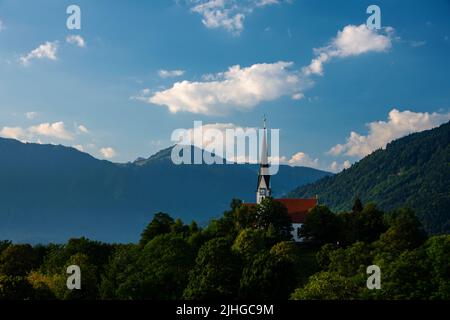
top-left (0, 0), bottom-right (449, 172)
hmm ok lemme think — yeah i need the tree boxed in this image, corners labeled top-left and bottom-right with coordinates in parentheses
top-left (315, 244), bottom-right (337, 269)
top-left (327, 242), bottom-right (372, 277)
top-left (119, 233), bottom-right (196, 300)
top-left (255, 197), bottom-right (293, 242)
top-left (0, 244), bottom-right (38, 277)
top-left (300, 205), bottom-right (340, 245)
top-left (352, 196), bottom-right (363, 213)
top-left (99, 244), bottom-right (140, 299)
top-left (291, 271), bottom-right (361, 300)
top-left (203, 199), bottom-right (246, 240)
top-left (424, 235), bottom-right (450, 299)
top-left (372, 248), bottom-right (433, 300)
top-left (0, 275), bottom-right (35, 300)
top-left (239, 241), bottom-right (298, 300)
top-left (61, 253), bottom-right (99, 300)
top-left (232, 228), bottom-right (267, 262)
top-left (354, 204), bottom-right (386, 243)
top-left (183, 237), bottom-right (241, 300)
top-left (375, 208), bottom-right (426, 254)
top-left (0, 240), bottom-right (11, 255)
top-left (233, 202), bottom-right (257, 231)
top-left (338, 203), bottom-right (387, 245)
top-left (139, 212), bottom-right (174, 246)
top-left (27, 271), bottom-right (61, 300)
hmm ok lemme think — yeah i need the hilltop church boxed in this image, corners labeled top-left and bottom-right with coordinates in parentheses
top-left (246, 119), bottom-right (317, 242)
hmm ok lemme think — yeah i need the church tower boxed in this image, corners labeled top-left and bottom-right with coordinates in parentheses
top-left (256, 117), bottom-right (271, 204)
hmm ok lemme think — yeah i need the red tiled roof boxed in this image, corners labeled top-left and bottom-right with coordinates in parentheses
top-left (243, 198), bottom-right (317, 224)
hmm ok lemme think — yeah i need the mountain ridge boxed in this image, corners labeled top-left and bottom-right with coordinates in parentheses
top-left (288, 121), bottom-right (450, 234)
top-left (0, 138), bottom-right (331, 243)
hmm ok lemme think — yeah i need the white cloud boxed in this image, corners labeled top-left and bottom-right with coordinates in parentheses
top-left (303, 24), bottom-right (393, 76)
top-left (0, 121), bottom-right (74, 142)
top-left (25, 111), bottom-right (38, 120)
top-left (291, 93), bottom-right (304, 100)
top-left (256, 0), bottom-right (281, 7)
top-left (268, 152), bottom-right (320, 169)
top-left (287, 152), bottom-right (319, 168)
top-left (0, 19), bottom-right (4, 31)
top-left (329, 109), bottom-right (450, 158)
top-left (138, 24), bottom-right (393, 116)
top-left (100, 147), bottom-right (116, 159)
top-left (190, 0), bottom-right (246, 35)
top-left (73, 144), bottom-right (84, 152)
top-left (329, 160), bottom-right (351, 173)
top-left (28, 122), bottom-right (74, 140)
top-left (158, 69), bottom-right (185, 78)
top-left (77, 124), bottom-right (89, 134)
top-left (141, 61), bottom-right (307, 115)
top-left (188, 0), bottom-right (285, 35)
top-left (20, 41), bottom-right (58, 66)
top-left (66, 35), bottom-right (86, 48)
top-left (0, 127), bottom-right (27, 140)
top-left (134, 23), bottom-right (395, 116)
top-left (409, 40), bottom-right (426, 48)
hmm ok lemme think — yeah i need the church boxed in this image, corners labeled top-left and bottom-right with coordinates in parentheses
top-left (246, 119), bottom-right (317, 242)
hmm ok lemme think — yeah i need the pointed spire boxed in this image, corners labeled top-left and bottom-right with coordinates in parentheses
top-left (260, 116), bottom-right (268, 166)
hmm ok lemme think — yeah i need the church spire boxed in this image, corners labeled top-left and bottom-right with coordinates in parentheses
top-left (256, 116), bottom-right (271, 204)
top-left (260, 115), bottom-right (268, 166)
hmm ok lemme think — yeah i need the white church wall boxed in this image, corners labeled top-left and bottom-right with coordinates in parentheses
top-left (291, 223), bottom-right (304, 242)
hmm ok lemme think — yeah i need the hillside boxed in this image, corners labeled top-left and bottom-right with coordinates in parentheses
top-left (0, 139), bottom-right (331, 243)
top-left (288, 121), bottom-right (450, 234)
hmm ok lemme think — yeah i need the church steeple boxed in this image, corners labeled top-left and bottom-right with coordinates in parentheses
top-left (256, 116), bottom-right (271, 204)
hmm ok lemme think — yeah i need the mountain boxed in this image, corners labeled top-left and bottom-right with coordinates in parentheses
top-left (288, 121), bottom-right (450, 234)
top-left (0, 139), bottom-right (331, 243)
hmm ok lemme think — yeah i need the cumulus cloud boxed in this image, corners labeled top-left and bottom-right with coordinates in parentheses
top-left (77, 124), bottom-right (89, 134)
top-left (330, 160), bottom-right (351, 173)
top-left (66, 35), bottom-right (86, 48)
top-left (28, 122), bottom-right (74, 140)
top-left (0, 121), bottom-right (80, 142)
top-left (20, 41), bottom-right (58, 66)
top-left (329, 109), bottom-right (450, 158)
top-left (25, 111), bottom-right (38, 120)
top-left (139, 61), bottom-right (307, 115)
top-left (188, 0), bottom-right (285, 35)
top-left (100, 147), bottom-right (116, 159)
top-left (291, 93), bottom-right (304, 100)
top-left (158, 69), bottom-right (185, 78)
top-left (287, 152), bottom-right (319, 168)
top-left (303, 24), bottom-right (393, 76)
top-left (138, 24), bottom-right (393, 116)
top-left (0, 127), bottom-right (27, 140)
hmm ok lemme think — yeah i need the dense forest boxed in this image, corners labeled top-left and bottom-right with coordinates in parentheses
top-left (0, 197), bottom-right (448, 300)
top-left (289, 121), bottom-right (450, 235)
